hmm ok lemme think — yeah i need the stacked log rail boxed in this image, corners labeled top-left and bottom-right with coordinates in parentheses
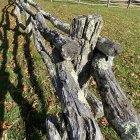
top-left (12, 0), bottom-right (140, 139)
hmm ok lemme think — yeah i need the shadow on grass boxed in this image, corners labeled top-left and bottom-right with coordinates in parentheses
top-left (0, 2), bottom-right (48, 139)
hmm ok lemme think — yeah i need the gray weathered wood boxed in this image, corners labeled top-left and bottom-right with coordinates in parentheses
top-left (13, 0), bottom-right (140, 139)
top-left (22, 0), bottom-right (121, 57)
top-left (24, 0), bottom-right (121, 57)
top-left (127, 0), bottom-right (132, 8)
top-left (24, 1), bottom-right (33, 35)
top-left (13, 5), bottom-right (26, 30)
top-left (92, 50), bottom-right (140, 140)
top-left (70, 15), bottom-right (103, 75)
top-left (46, 118), bottom-right (61, 140)
top-left (86, 91), bottom-right (104, 119)
top-left (107, 0), bottom-right (111, 7)
top-left (96, 37), bottom-right (121, 56)
top-left (15, 0), bottom-right (35, 17)
top-left (27, 0), bottom-right (70, 33)
top-left (31, 12), bottom-right (104, 140)
top-left (56, 61), bottom-right (104, 140)
top-left (32, 27), bottom-right (104, 139)
top-left (35, 13), bottom-right (82, 62)
top-left (32, 22), bottom-right (58, 90)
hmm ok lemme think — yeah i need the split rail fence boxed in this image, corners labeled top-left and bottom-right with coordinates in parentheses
top-left (52, 0), bottom-right (140, 8)
top-left (12, 0), bottom-right (140, 139)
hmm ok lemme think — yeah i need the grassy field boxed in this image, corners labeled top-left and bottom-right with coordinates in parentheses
top-left (0, 0), bottom-right (140, 139)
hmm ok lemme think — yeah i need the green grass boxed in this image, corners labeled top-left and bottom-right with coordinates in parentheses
top-left (0, 0), bottom-right (140, 139)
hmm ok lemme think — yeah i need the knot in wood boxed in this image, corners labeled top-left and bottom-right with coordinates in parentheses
top-left (61, 40), bottom-right (80, 61)
top-left (59, 69), bottom-right (67, 82)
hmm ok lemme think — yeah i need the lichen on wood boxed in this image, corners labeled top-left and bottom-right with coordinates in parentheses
top-left (13, 0), bottom-right (140, 139)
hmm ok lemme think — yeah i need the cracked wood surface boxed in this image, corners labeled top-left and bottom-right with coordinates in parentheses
top-left (13, 0), bottom-right (140, 139)
top-left (92, 50), bottom-right (140, 140)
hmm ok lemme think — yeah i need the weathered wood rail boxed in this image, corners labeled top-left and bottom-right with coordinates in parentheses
top-left (12, 0), bottom-right (140, 139)
top-left (52, 0), bottom-right (140, 8)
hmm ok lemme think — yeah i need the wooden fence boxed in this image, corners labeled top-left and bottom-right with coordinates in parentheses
top-left (53, 0), bottom-right (140, 8)
top-left (13, 0), bottom-right (140, 139)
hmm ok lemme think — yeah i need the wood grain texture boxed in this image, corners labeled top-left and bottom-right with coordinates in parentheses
top-left (92, 50), bottom-right (140, 140)
top-left (13, 0), bottom-right (140, 139)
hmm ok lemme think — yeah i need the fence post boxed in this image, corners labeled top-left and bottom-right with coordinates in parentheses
top-left (107, 0), bottom-right (110, 7)
top-left (127, 0), bottom-right (131, 8)
top-left (13, 0), bottom-right (140, 139)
